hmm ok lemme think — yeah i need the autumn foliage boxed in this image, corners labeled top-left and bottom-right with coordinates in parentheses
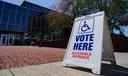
top-left (46, 11), bottom-right (73, 39)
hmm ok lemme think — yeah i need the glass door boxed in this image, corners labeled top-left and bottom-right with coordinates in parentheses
top-left (8, 35), bottom-right (14, 45)
top-left (0, 34), bottom-right (8, 45)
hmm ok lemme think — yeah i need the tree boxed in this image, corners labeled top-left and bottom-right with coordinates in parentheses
top-left (46, 11), bottom-right (73, 39)
top-left (105, 0), bottom-right (126, 35)
top-left (60, 0), bottom-right (127, 35)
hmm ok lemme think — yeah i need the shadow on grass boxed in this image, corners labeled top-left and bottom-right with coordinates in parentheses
top-left (63, 63), bottom-right (128, 76)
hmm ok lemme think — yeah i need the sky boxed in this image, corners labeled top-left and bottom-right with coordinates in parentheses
top-left (121, 26), bottom-right (128, 36)
top-left (3, 0), bottom-right (61, 9)
top-left (114, 26), bottom-right (128, 36)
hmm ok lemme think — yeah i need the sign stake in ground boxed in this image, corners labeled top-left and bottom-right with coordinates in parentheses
top-left (63, 11), bottom-right (116, 74)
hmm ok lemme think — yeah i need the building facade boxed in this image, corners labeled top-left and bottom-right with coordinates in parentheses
top-left (0, 1), bottom-right (51, 45)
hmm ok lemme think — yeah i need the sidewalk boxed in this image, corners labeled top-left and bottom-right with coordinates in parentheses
top-left (0, 52), bottom-right (128, 76)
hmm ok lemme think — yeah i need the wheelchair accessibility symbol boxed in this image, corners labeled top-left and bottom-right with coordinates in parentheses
top-left (78, 18), bottom-right (95, 34)
top-left (81, 21), bottom-right (91, 32)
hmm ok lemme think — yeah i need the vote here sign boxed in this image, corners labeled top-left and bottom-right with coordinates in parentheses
top-left (72, 18), bottom-right (95, 60)
top-left (63, 11), bottom-right (105, 74)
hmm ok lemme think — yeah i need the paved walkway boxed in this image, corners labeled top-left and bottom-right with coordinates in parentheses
top-left (0, 46), bottom-right (65, 69)
top-left (0, 52), bottom-right (128, 76)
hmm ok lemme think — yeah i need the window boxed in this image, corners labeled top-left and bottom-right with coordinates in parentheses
top-left (29, 3), bottom-right (35, 9)
top-left (17, 6), bottom-right (27, 14)
top-left (21, 15), bottom-right (27, 26)
top-left (8, 24), bottom-right (14, 30)
top-left (0, 1), bottom-right (4, 9)
top-left (14, 13), bottom-right (22, 32)
top-left (20, 26), bottom-right (26, 32)
top-left (31, 16), bottom-right (37, 26)
top-left (8, 11), bottom-right (15, 25)
top-left (37, 18), bottom-right (41, 27)
top-left (15, 13), bottom-right (22, 25)
top-left (27, 9), bottom-right (37, 16)
top-left (0, 9), bottom-right (2, 23)
top-left (27, 16), bottom-right (32, 25)
top-left (26, 16), bottom-right (32, 32)
top-left (14, 24), bottom-right (19, 32)
top-left (4, 3), bottom-right (16, 11)
top-left (1, 10), bottom-right (9, 24)
top-left (20, 15), bottom-right (27, 32)
top-left (0, 24), bottom-right (7, 30)
top-left (45, 8), bottom-right (50, 14)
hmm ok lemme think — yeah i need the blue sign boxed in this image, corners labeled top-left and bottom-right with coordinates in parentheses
top-left (78, 18), bottom-right (95, 34)
top-left (73, 18), bottom-right (95, 51)
top-left (81, 21), bottom-right (91, 32)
